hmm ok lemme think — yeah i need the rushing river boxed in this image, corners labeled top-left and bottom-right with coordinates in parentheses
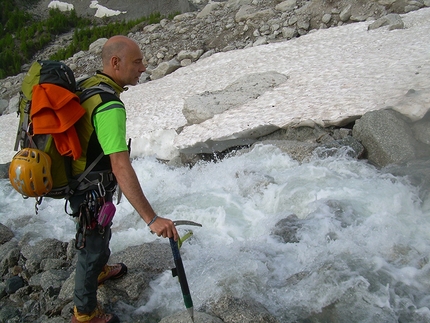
top-left (1, 144), bottom-right (429, 322)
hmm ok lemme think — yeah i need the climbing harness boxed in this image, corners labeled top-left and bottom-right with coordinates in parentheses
top-left (74, 182), bottom-right (116, 249)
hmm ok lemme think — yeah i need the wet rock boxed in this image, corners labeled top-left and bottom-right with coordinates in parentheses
top-left (0, 223), bottom-right (14, 244)
top-left (160, 310), bottom-right (224, 323)
top-left (5, 276), bottom-right (24, 294)
top-left (206, 294), bottom-right (280, 323)
top-left (272, 214), bottom-right (304, 243)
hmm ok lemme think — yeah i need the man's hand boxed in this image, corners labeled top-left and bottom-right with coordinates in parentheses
top-left (149, 216), bottom-right (179, 240)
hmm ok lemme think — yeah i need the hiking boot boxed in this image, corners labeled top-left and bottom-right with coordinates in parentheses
top-left (97, 263), bottom-right (127, 285)
top-left (71, 306), bottom-right (120, 323)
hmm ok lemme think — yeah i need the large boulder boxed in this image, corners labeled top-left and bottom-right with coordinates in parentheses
top-left (352, 109), bottom-right (430, 167)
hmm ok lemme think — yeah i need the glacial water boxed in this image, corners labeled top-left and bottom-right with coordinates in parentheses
top-left (1, 143), bottom-right (429, 322)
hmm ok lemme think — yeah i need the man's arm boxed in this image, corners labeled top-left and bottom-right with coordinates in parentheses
top-left (110, 151), bottom-right (179, 240)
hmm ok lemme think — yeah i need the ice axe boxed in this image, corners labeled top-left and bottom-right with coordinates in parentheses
top-left (170, 220), bottom-right (202, 322)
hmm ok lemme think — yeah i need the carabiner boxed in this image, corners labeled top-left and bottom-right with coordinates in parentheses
top-left (97, 181), bottom-right (106, 197)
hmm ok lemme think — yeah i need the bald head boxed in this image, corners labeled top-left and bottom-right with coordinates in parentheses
top-left (102, 35), bottom-right (137, 67)
top-left (101, 35), bottom-right (146, 87)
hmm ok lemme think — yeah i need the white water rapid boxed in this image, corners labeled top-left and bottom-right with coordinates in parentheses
top-left (1, 144), bottom-right (429, 321)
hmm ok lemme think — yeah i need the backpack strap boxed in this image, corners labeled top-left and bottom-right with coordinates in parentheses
top-left (63, 151), bottom-right (105, 215)
top-left (14, 95), bottom-right (31, 151)
top-left (67, 151), bottom-right (105, 198)
top-left (79, 83), bottom-right (117, 104)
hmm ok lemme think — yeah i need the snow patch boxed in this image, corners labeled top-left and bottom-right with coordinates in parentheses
top-left (48, 1), bottom-right (74, 12)
top-left (90, 1), bottom-right (127, 18)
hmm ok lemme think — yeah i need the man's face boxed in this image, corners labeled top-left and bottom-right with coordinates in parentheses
top-left (117, 44), bottom-right (146, 87)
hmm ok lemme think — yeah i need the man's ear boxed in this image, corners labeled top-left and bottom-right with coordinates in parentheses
top-left (111, 56), bottom-right (120, 70)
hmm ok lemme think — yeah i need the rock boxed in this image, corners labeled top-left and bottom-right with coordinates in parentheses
top-left (339, 4), bottom-right (352, 22)
top-left (272, 214), bottom-right (303, 243)
top-left (260, 140), bottom-right (319, 163)
top-left (0, 240), bottom-right (20, 276)
top-left (88, 38), bottom-right (108, 54)
top-left (6, 94), bottom-right (19, 115)
top-left (150, 59), bottom-right (182, 80)
top-left (0, 223), bottom-right (14, 244)
top-left (20, 238), bottom-right (68, 275)
top-left (275, 0), bottom-right (297, 12)
top-left (281, 26), bottom-right (298, 39)
top-left (177, 49), bottom-right (204, 61)
top-left (322, 13), bottom-right (332, 24)
top-left (160, 311), bottom-right (224, 323)
top-left (412, 118), bottom-right (430, 145)
top-left (197, 2), bottom-right (223, 19)
top-left (389, 88), bottom-right (430, 122)
top-left (0, 99), bottom-right (8, 115)
top-left (5, 276), bottom-right (24, 294)
top-left (183, 71), bottom-right (289, 124)
top-left (235, 6), bottom-right (275, 22)
top-left (368, 13), bottom-right (404, 30)
top-left (206, 295), bottom-right (280, 323)
top-left (352, 109), bottom-right (430, 167)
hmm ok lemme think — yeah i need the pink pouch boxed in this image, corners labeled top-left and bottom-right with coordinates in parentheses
top-left (97, 202), bottom-right (116, 227)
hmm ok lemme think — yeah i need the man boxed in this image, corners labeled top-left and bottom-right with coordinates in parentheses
top-left (70, 35), bottom-right (179, 323)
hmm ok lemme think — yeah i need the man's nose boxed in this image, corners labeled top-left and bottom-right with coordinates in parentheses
top-left (141, 60), bottom-right (148, 72)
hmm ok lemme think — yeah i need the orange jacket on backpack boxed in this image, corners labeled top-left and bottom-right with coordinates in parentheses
top-left (31, 83), bottom-right (85, 160)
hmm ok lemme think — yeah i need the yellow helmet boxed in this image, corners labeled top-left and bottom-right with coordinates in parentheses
top-left (9, 148), bottom-right (53, 197)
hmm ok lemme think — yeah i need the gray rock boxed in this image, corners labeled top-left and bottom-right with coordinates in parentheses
top-left (0, 304), bottom-right (21, 322)
top-left (20, 238), bottom-right (68, 275)
top-left (412, 119), bottom-right (430, 145)
top-left (275, 0), bottom-right (297, 12)
top-left (272, 214), bottom-right (303, 243)
top-left (150, 59), bottom-right (182, 80)
top-left (206, 294), bottom-right (280, 323)
top-left (0, 239), bottom-right (20, 276)
top-left (259, 140), bottom-right (319, 163)
top-left (160, 310), bottom-right (224, 323)
top-left (88, 38), bottom-right (108, 54)
top-left (197, 2), bottom-right (224, 19)
top-left (235, 6), bottom-right (275, 22)
top-left (339, 4), bottom-right (352, 22)
top-left (183, 71), bottom-right (289, 124)
top-left (352, 109), bottom-right (428, 167)
top-left (5, 276), bottom-right (24, 294)
top-left (0, 99), bottom-right (8, 115)
top-left (6, 94), bottom-right (19, 115)
top-left (367, 13), bottom-right (404, 30)
top-left (177, 49), bottom-right (204, 61)
top-left (281, 26), bottom-right (298, 39)
top-left (0, 223), bottom-right (14, 244)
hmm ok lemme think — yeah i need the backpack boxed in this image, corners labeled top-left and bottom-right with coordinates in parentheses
top-left (10, 60), bottom-right (113, 202)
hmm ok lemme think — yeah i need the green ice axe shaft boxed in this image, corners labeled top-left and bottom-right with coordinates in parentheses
top-left (170, 237), bottom-right (194, 322)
